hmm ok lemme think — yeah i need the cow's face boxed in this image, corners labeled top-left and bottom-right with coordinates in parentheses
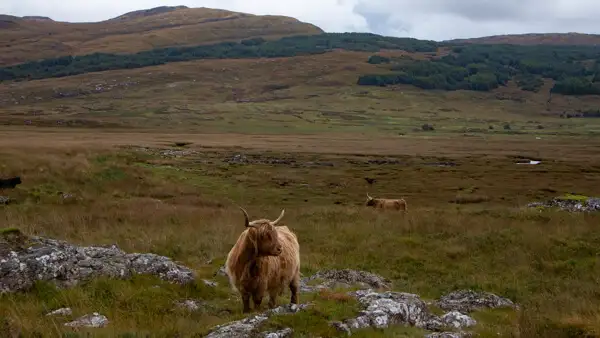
top-left (255, 224), bottom-right (282, 256)
top-left (14, 177), bottom-right (22, 185)
top-left (239, 207), bottom-right (285, 256)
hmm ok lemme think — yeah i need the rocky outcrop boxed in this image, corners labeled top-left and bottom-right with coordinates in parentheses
top-left (0, 233), bottom-right (195, 293)
top-left (0, 231), bottom-right (516, 337)
top-left (331, 289), bottom-right (477, 335)
top-left (528, 196), bottom-right (600, 212)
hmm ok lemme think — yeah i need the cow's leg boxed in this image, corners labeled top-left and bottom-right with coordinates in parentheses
top-left (268, 289), bottom-right (279, 308)
top-left (242, 292), bottom-right (251, 313)
top-left (289, 273), bottom-right (299, 304)
top-left (253, 294), bottom-right (263, 310)
top-left (253, 286), bottom-right (266, 311)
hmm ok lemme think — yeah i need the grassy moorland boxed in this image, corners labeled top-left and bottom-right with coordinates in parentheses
top-left (0, 130), bottom-right (600, 337)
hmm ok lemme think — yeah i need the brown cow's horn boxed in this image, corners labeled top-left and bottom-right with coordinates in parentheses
top-left (271, 209), bottom-right (285, 225)
top-left (238, 206), bottom-right (251, 227)
top-left (367, 193), bottom-right (373, 200)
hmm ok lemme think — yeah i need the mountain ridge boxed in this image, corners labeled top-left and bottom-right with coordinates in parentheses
top-left (0, 6), bottom-right (323, 66)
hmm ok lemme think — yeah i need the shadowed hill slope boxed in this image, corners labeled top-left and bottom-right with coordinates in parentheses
top-left (446, 32), bottom-right (600, 46)
top-left (0, 6), bottom-right (323, 66)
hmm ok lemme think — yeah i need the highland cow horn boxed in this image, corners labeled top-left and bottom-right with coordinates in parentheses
top-left (238, 206), bottom-right (252, 228)
top-left (270, 209), bottom-right (285, 226)
top-left (367, 193), bottom-right (373, 200)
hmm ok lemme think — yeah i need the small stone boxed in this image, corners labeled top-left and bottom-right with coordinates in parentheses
top-left (46, 307), bottom-right (72, 316)
top-left (175, 299), bottom-right (203, 311)
top-left (203, 279), bottom-right (218, 287)
top-left (439, 311), bottom-right (477, 329)
top-left (261, 328), bottom-right (293, 338)
top-left (331, 321), bottom-right (352, 335)
top-left (436, 290), bottom-right (516, 313)
top-left (300, 269), bottom-right (391, 292)
top-left (64, 312), bottom-right (108, 328)
top-left (425, 332), bottom-right (473, 338)
top-left (206, 304), bottom-right (310, 338)
top-left (214, 265), bottom-right (228, 277)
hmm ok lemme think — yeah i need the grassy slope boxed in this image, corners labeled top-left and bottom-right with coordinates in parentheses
top-left (2, 49), bottom-right (600, 136)
top-left (446, 32), bottom-right (600, 45)
top-left (0, 6), bottom-right (323, 66)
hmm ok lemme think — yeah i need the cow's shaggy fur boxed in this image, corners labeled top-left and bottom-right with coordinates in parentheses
top-left (225, 207), bottom-right (300, 313)
top-left (366, 193), bottom-right (408, 211)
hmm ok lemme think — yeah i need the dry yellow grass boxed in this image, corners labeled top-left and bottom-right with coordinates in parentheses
top-left (1, 129), bottom-right (600, 161)
top-left (0, 7), bottom-right (322, 66)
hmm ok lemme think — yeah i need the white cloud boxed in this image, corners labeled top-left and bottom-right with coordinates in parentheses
top-left (2, 0), bottom-right (600, 41)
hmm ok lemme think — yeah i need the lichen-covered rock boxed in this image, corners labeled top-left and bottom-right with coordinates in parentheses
top-left (436, 290), bottom-right (516, 313)
top-left (331, 289), bottom-right (477, 335)
top-left (206, 304), bottom-right (310, 338)
top-left (64, 312), bottom-right (108, 328)
top-left (0, 235), bottom-right (195, 293)
top-left (300, 269), bottom-right (391, 292)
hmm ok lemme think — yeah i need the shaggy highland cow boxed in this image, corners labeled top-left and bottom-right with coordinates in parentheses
top-left (365, 193), bottom-right (408, 212)
top-left (225, 206), bottom-right (301, 313)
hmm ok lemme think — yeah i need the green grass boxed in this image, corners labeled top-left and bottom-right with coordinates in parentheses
top-left (556, 193), bottom-right (590, 202)
top-left (1, 138), bottom-right (600, 337)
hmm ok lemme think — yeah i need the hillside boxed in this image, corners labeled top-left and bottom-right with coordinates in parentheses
top-left (1, 7), bottom-right (600, 136)
top-left (446, 32), bottom-right (600, 46)
top-left (0, 6), bottom-right (323, 66)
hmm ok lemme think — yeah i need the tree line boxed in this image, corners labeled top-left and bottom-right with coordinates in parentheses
top-left (0, 33), bottom-right (437, 82)
top-left (358, 43), bottom-right (600, 95)
top-left (3, 30), bottom-right (600, 96)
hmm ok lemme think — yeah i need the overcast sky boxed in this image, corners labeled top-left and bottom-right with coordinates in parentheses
top-left (2, 0), bottom-right (600, 41)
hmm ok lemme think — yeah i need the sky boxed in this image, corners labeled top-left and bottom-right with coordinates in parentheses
top-left (2, 0), bottom-right (600, 41)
